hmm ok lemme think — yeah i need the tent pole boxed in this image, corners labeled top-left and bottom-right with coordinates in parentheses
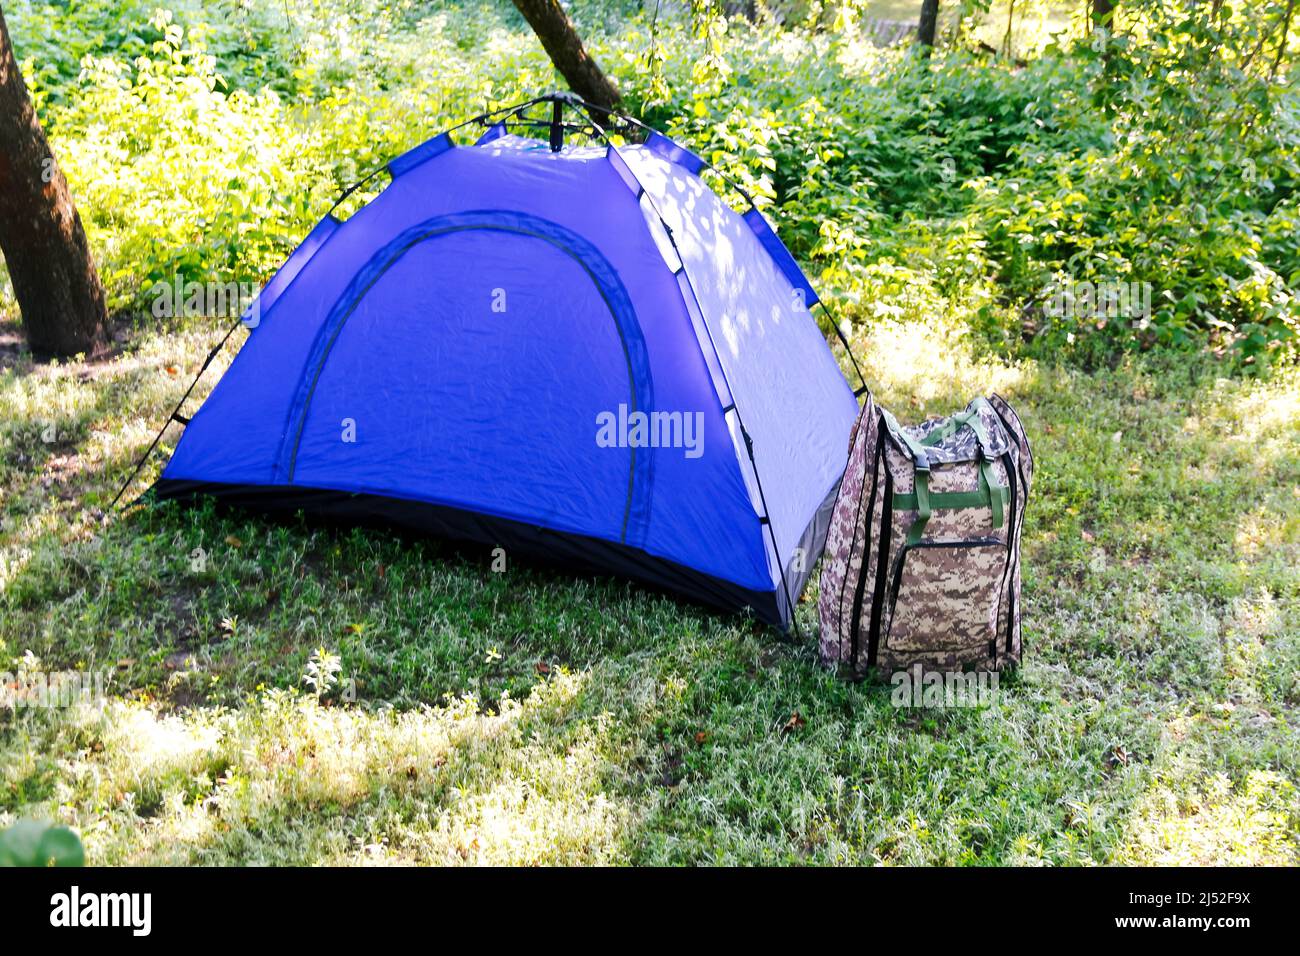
top-left (815, 299), bottom-right (872, 401)
top-left (549, 98), bottom-right (564, 152)
top-left (108, 316), bottom-right (246, 510)
top-left (582, 108), bottom-right (806, 639)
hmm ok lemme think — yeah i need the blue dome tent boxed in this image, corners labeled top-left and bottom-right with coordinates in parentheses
top-left (150, 94), bottom-right (862, 628)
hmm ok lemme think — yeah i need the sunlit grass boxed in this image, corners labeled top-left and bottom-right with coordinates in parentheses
top-left (1119, 770), bottom-right (1300, 866)
top-left (3, 304), bottom-right (1297, 865)
top-left (3, 667), bottom-right (633, 865)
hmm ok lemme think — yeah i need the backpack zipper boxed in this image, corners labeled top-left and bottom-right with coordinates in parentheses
top-left (990, 403), bottom-right (1031, 654)
top-left (846, 429), bottom-right (883, 668)
top-left (886, 537), bottom-right (1003, 624)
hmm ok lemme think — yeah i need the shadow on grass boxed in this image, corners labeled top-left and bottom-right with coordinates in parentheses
top-left (1, 668), bottom-right (647, 865)
top-left (4, 314), bottom-right (1299, 864)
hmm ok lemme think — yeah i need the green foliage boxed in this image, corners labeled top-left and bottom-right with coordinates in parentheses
top-left (6, 0), bottom-right (1299, 361)
top-left (12, 0), bottom-right (303, 105)
top-left (964, 2), bottom-right (1300, 365)
top-left (0, 821), bottom-right (85, 867)
top-left (22, 3), bottom-right (553, 309)
top-left (636, 4), bottom-right (1300, 366)
top-left (51, 12), bottom-right (320, 306)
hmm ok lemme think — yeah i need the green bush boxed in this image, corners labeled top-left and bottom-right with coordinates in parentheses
top-left (963, 9), bottom-right (1300, 366)
top-left (8, 0), bottom-right (1298, 367)
top-left (49, 12), bottom-right (320, 307)
top-left (35, 5), bottom-right (553, 309)
top-left (635, 5), bottom-right (1300, 367)
top-left (0, 820), bottom-right (85, 867)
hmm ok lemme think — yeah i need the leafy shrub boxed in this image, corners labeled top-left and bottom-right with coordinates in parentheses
top-left (633, 5), bottom-right (1299, 366)
top-left (9, 0), bottom-right (1299, 367)
top-left (50, 12), bottom-right (321, 307)
top-left (0, 820), bottom-right (85, 867)
top-left (963, 5), bottom-right (1300, 366)
top-left (38, 6), bottom-right (553, 309)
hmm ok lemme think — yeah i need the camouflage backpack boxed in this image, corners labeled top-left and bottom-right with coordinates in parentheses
top-left (817, 394), bottom-right (1033, 677)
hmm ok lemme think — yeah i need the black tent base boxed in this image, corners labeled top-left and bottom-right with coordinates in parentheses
top-left (150, 480), bottom-right (829, 630)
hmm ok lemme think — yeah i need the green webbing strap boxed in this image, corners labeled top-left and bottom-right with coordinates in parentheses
top-left (964, 404), bottom-right (1005, 529)
top-left (881, 409), bottom-right (934, 546)
top-left (906, 469), bottom-right (932, 546)
top-left (981, 458), bottom-right (1005, 529)
top-left (920, 406), bottom-right (980, 447)
top-left (892, 485), bottom-right (992, 512)
top-left (919, 399), bottom-right (997, 451)
top-left (886, 403), bottom-right (1008, 545)
top-left (968, 416), bottom-right (996, 461)
top-left (882, 409), bottom-right (931, 469)
top-left (891, 456), bottom-right (1007, 533)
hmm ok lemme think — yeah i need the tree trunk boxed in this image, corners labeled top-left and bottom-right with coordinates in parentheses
top-left (725, 0), bottom-right (758, 22)
top-left (1092, 0), bottom-right (1117, 73)
top-left (917, 0), bottom-right (940, 51)
top-left (0, 5), bottom-right (107, 357)
top-left (1093, 0), bottom-right (1116, 30)
top-left (509, 0), bottom-right (621, 109)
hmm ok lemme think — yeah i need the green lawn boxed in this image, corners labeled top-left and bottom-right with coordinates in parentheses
top-left (2, 309), bottom-right (1296, 865)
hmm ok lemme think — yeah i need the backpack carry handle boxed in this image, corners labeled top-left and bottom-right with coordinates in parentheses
top-left (919, 397), bottom-right (995, 456)
top-left (883, 401), bottom-right (1009, 545)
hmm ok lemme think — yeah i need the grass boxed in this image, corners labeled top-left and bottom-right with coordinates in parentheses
top-left (2, 300), bottom-right (1297, 866)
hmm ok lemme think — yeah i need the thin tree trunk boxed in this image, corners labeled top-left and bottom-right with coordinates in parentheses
top-left (509, 0), bottom-right (622, 109)
top-left (1092, 0), bottom-right (1117, 71)
top-left (1270, 0), bottom-right (1296, 78)
top-left (917, 0), bottom-right (940, 50)
top-left (1093, 0), bottom-right (1116, 30)
top-left (0, 4), bottom-right (108, 357)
